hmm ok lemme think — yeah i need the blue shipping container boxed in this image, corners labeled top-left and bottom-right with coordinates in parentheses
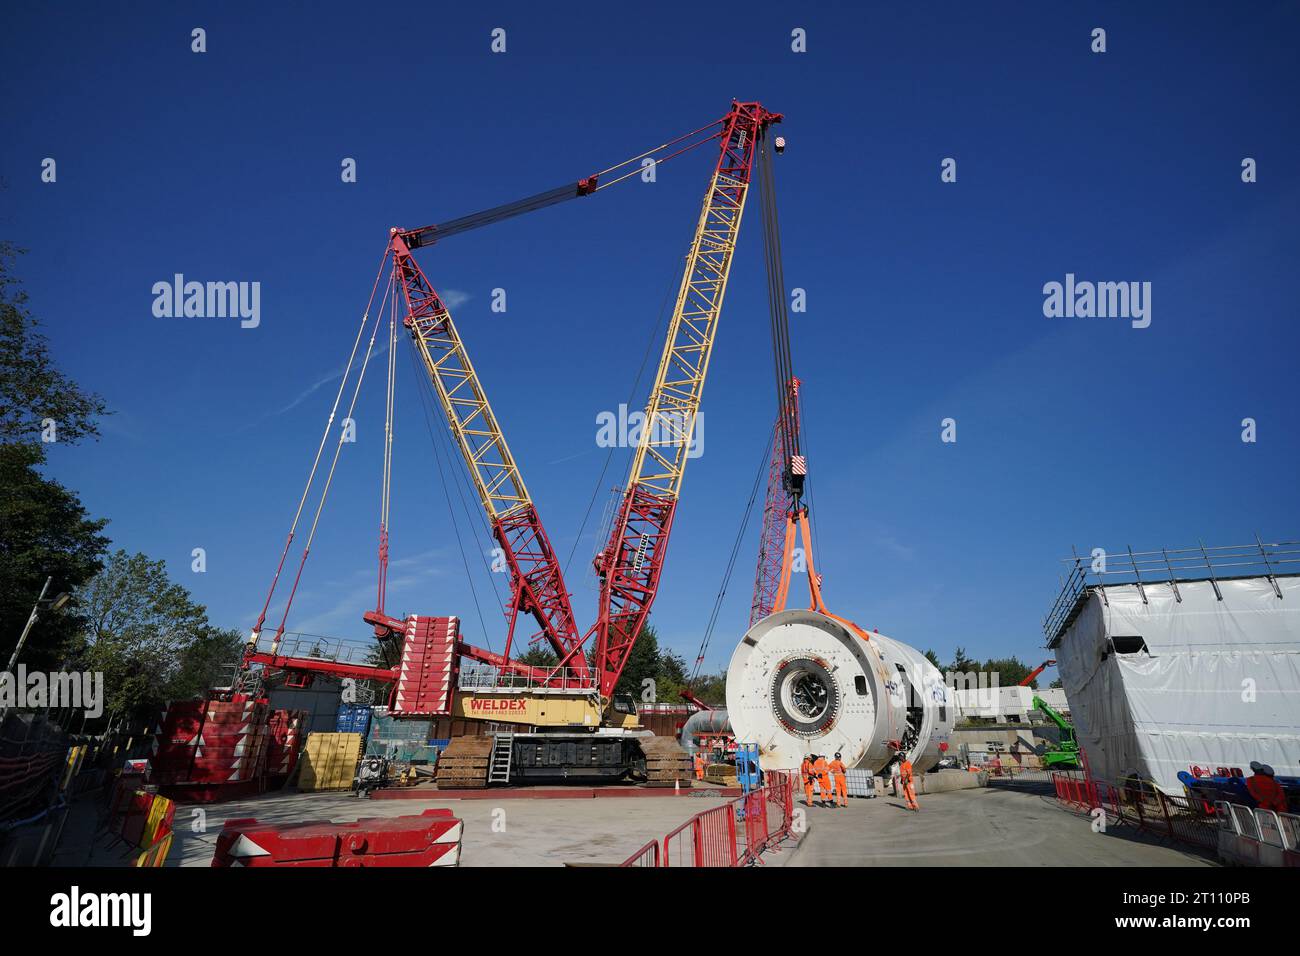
top-left (336, 704), bottom-right (373, 737)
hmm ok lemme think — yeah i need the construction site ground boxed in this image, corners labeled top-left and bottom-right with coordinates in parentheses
top-left (52, 785), bottom-right (739, 867)
top-left (787, 784), bottom-right (1218, 866)
top-left (49, 775), bottom-right (1223, 868)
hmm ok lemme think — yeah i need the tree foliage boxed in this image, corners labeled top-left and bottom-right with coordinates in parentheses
top-left (66, 550), bottom-right (234, 723)
top-left (0, 243), bottom-right (107, 444)
top-left (515, 647), bottom-right (559, 668)
top-left (940, 648), bottom-right (1040, 688)
top-left (613, 624), bottom-right (692, 704)
top-left (0, 244), bottom-right (111, 671)
top-left (0, 442), bottom-right (109, 671)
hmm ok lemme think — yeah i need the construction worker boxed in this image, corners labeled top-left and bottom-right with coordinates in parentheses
top-left (693, 750), bottom-right (706, 781)
top-left (800, 754), bottom-right (816, 807)
top-left (813, 753), bottom-right (833, 807)
top-left (1246, 761), bottom-right (1288, 813)
top-left (829, 752), bottom-right (848, 807)
top-left (898, 753), bottom-right (918, 811)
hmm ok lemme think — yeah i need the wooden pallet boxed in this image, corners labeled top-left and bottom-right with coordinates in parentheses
top-left (640, 736), bottom-right (691, 786)
top-left (435, 737), bottom-right (492, 789)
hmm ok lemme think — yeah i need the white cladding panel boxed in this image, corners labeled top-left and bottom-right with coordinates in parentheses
top-left (1054, 576), bottom-right (1300, 792)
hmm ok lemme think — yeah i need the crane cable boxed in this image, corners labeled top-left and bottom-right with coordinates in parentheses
top-left (562, 259), bottom-right (683, 580)
top-left (758, 132), bottom-right (799, 482)
top-left (403, 119), bottom-right (725, 247)
top-left (377, 259), bottom-right (399, 612)
top-left (591, 127), bottom-right (725, 192)
top-left (253, 245), bottom-right (390, 641)
top-left (688, 422), bottom-right (775, 684)
top-left (269, 266), bottom-right (395, 648)
top-left (404, 339), bottom-right (499, 655)
top-left (688, 128), bottom-right (799, 684)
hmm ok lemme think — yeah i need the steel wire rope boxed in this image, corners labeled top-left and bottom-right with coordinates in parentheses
top-left (689, 421), bottom-right (776, 685)
top-left (403, 340), bottom-right (498, 655)
top-left (561, 258), bottom-right (684, 580)
top-left (254, 244), bottom-right (391, 634)
top-left (271, 266), bottom-right (395, 641)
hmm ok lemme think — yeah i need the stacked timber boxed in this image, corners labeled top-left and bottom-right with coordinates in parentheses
top-left (640, 736), bottom-right (692, 787)
top-left (434, 736), bottom-right (493, 789)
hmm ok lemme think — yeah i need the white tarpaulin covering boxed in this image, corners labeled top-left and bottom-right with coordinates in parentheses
top-left (1054, 575), bottom-right (1300, 793)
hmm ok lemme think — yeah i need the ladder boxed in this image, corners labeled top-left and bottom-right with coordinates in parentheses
top-left (488, 733), bottom-right (515, 785)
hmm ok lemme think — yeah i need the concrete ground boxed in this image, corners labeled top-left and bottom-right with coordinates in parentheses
top-left (51, 779), bottom-right (1218, 868)
top-left (56, 788), bottom-right (723, 867)
top-left (787, 784), bottom-right (1217, 866)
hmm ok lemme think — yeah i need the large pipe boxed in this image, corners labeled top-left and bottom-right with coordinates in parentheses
top-left (678, 707), bottom-right (731, 757)
top-left (725, 609), bottom-right (954, 772)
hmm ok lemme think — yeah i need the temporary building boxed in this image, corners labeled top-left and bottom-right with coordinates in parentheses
top-left (1044, 541), bottom-right (1300, 793)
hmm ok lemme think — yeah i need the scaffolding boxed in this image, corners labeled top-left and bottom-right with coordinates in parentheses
top-left (1043, 537), bottom-right (1300, 647)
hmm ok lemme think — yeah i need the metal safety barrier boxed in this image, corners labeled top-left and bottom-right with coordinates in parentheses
top-left (622, 770), bottom-right (796, 867)
top-left (620, 839), bottom-right (660, 867)
top-left (1051, 771), bottom-right (1223, 850)
top-left (1214, 800), bottom-right (1300, 866)
top-left (1216, 800), bottom-right (1300, 849)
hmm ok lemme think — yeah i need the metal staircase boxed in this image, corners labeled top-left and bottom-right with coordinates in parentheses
top-left (488, 733), bottom-right (515, 784)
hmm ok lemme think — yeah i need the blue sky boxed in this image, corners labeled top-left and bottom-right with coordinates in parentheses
top-left (3, 2), bottom-right (1297, 679)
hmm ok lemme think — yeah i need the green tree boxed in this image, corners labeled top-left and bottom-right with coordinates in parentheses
top-left (923, 648), bottom-right (941, 669)
top-left (0, 442), bottom-right (109, 671)
top-left (516, 646), bottom-right (559, 668)
top-left (69, 551), bottom-right (212, 725)
top-left (614, 624), bottom-right (662, 701)
top-left (169, 626), bottom-right (244, 700)
top-left (949, 646), bottom-right (976, 673)
top-left (688, 670), bottom-right (727, 706)
top-left (982, 656), bottom-right (1034, 688)
top-left (0, 243), bottom-right (107, 443)
top-left (0, 244), bottom-right (110, 670)
top-left (609, 624), bottom-right (697, 704)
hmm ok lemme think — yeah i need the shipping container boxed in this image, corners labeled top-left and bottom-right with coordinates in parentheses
top-left (297, 732), bottom-right (364, 791)
top-left (336, 703), bottom-right (373, 737)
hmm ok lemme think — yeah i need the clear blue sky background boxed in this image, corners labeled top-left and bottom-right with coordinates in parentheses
top-left (3, 2), bottom-right (1297, 680)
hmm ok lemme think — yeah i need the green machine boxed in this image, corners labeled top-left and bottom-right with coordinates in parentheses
top-left (1033, 695), bottom-right (1081, 770)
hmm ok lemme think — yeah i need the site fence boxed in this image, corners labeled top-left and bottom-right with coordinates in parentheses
top-left (622, 770), bottom-right (796, 867)
top-left (1050, 770), bottom-right (1221, 850)
top-left (1214, 800), bottom-right (1300, 865)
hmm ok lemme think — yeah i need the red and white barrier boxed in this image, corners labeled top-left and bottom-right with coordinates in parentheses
top-left (212, 808), bottom-right (463, 867)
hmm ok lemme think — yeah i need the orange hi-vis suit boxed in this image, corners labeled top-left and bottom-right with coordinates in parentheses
top-left (829, 758), bottom-right (848, 807)
top-left (1247, 773), bottom-right (1288, 813)
top-left (813, 756), bottom-right (832, 803)
top-left (694, 753), bottom-right (706, 780)
top-left (800, 757), bottom-right (815, 806)
top-left (899, 758), bottom-right (918, 810)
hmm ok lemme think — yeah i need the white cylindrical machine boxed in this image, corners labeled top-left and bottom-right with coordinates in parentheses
top-left (725, 609), bottom-right (954, 773)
